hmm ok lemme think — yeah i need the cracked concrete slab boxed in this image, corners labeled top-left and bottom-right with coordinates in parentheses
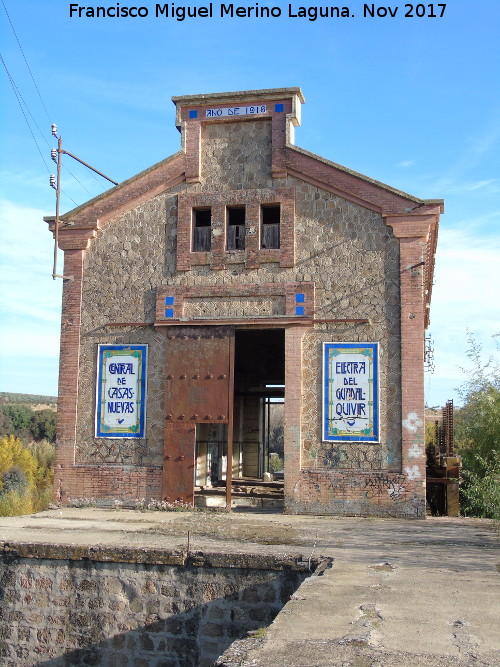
top-left (0, 510), bottom-right (498, 666)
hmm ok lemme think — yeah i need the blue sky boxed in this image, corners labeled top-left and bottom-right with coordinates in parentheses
top-left (0, 0), bottom-right (499, 405)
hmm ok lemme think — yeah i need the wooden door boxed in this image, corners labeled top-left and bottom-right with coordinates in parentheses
top-left (163, 326), bottom-right (234, 504)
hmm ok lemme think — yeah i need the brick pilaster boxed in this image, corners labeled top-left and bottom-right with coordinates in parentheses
top-left (284, 326), bottom-right (307, 504)
top-left (385, 214), bottom-right (436, 502)
top-left (185, 119), bottom-right (201, 183)
top-left (52, 229), bottom-right (95, 502)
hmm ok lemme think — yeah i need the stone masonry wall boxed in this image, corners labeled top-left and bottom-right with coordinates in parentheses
top-left (0, 544), bottom-right (312, 667)
top-left (70, 114), bottom-right (403, 512)
top-left (76, 186), bottom-right (399, 467)
top-left (200, 120), bottom-right (273, 192)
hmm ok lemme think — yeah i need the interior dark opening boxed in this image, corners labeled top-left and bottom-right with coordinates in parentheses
top-left (194, 328), bottom-right (285, 501)
top-left (227, 206), bottom-right (246, 250)
top-left (193, 208), bottom-right (212, 251)
top-left (261, 204), bottom-right (280, 249)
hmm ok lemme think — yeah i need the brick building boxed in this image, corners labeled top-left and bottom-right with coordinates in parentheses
top-left (47, 87), bottom-right (442, 518)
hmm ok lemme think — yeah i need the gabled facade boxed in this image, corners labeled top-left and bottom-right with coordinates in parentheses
top-left (47, 88), bottom-right (442, 518)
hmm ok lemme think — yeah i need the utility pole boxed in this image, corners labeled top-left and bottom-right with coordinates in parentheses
top-left (50, 124), bottom-right (118, 280)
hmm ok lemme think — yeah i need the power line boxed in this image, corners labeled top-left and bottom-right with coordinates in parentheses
top-left (1, 2), bottom-right (107, 198)
top-left (60, 190), bottom-right (78, 207)
top-left (1, 53), bottom-right (103, 202)
top-left (1, 55), bottom-right (79, 207)
top-left (0, 53), bottom-right (51, 173)
top-left (2, 55), bottom-right (51, 149)
top-left (64, 142), bottom-right (108, 192)
top-left (61, 162), bottom-right (94, 196)
top-left (1, 0), bottom-right (52, 124)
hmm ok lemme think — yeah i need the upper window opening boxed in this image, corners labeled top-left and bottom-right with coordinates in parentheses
top-left (227, 206), bottom-right (245, 250)
top-left (261, 204), bottom-right (280, 249)
top-left (193, 208), bottom-right (211, 251)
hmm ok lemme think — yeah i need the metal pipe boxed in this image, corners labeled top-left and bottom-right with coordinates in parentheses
top-left (266, 397), bottom-right (271, 474)
top-left (107, 318), bottom-right (370, 327)
top-left (313, 318), bottom-right (370, 323)
top-left (52, 135), bottom-right (74, 281)
top-left (61, 149), bottom-right (118, 185)
top-left (225, 333), bottom-right (235, 510)
top-left (52, 136), bottom-right (62, 280)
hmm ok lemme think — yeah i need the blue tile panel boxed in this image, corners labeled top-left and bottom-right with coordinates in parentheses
top-left (295, 293), bottom-right (305, 303)
top-left (165, 296), bottom-right (175, 305)
top-left (165, 309), bottom-right (174, 318)
top-left (295, 306), bottom-right (305, 316)
top-left (275, 103), bottom-right (284, 112)
top-left (189, 110), bottom-right (198, 119)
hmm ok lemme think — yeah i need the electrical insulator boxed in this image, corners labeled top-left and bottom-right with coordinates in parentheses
top-left (51, 148), bottom-right (57, 162)
top-left (51, 124), bottom-right (58, 137)
top-left (50, 174), bottom-right (56, 189)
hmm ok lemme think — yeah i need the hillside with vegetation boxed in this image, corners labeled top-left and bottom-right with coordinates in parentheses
top-left (0, 391), bottom-right (57, 407)
top-left (0, 392), bottom-right (56, 516)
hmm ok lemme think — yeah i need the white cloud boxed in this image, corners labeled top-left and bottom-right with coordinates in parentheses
top-left (397, 160), bottom-right (415, 168)
top-left (426, 224), bottom-right (500, 406)
top-left (0, 200), bottom-right (62, 393)
top-left (430, 178), bottom-right (500, 195)
top-left (467, 123), bottom-right (500, 157)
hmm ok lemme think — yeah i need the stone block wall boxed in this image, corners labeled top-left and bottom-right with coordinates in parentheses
top-left (52, 88), bottom-right (437, 516)
top-left (0, 544), bottom-right (313, 667)
top-left (200, 120), bottom-right (273, 192)
top-left (74, 175), bottom-right (400, 477)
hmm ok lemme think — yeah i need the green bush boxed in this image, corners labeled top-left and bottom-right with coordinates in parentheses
top-left (2, 465), bottom-right (29, 495)
top-left (460, 458), bottom-right (500, 520)
top-left (269, 452), bottom-right (283, 473)
top-left (455, 333), bottom-right (500, 519)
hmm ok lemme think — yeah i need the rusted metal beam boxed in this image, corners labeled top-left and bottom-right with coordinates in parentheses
top-left (153, 318), bottom-right (314, 327)
top-left (106, 322), bottom-right (154, 327)
top-left (312, 318), bottom-right (370, 324)
top-left (106, 317), bottom-right (370, 328)
top-left (226, 333), bottom-right (235, 510)
top-left (443, 399), bottom-right (454, 456)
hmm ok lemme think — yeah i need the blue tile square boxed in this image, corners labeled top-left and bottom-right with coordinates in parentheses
top-left (189, 110), bottom-right (198, 119)
top-left (165, 296), bottom-right (174, 305)
top-left (165, 308), bottom-right (174, 318)
top-left (295, 293), bottom-right (305, 303)
top-left (295, 306), bottom-right (305, 316)
top-left (275, 103), bottom-right (284, 112)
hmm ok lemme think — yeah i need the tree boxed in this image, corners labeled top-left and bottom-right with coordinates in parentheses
top-left (0, 404), bottom-right (33, 440)
top-left (455, 333), bottom-right (500, 519)
top-left (0, 404), bottom-right (56, 443)
top-left (30, 409), bottom-right (56, 442)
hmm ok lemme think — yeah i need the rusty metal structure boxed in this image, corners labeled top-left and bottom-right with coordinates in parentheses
top-left (426, 400), bottom-right (461, 516)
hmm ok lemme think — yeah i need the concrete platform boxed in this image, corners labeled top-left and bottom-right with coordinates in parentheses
top-left (0, 510), bottom-right (498, 666)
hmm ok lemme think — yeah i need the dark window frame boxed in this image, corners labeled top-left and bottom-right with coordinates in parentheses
top-left (193, 208), bottom-right (212, 252)
top-left (261, 204), bottom-right (280, 249)
top-left (226, 206), bottom-right (246, 250)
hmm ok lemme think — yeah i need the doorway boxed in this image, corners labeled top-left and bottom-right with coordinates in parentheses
top-left (194, 329), bottom-right (285, 507)
top-left (232, 329), bottom-right (285, 480)
top-left (163, 326), bottom-right (285, 507)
